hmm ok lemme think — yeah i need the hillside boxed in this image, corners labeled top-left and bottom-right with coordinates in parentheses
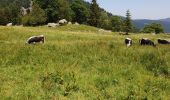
top-left (133, 18), bottom-right (170, 33)
top-left (0, 25), bottom-right (170, 99)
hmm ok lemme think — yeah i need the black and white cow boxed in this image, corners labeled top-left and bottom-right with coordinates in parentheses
top-left (26, 35), bottom-right (45, 44)
top-left (139, 38), bottom-right (156, 46)
top-left (158, 38), bottom-right (170, 44)
top-left (125, 38), bottom-right (132, 47)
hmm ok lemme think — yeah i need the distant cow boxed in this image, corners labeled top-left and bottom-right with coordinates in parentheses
top-left (26, 35), bottom-right (45, 44)
top-left (125, 38), bottom-right (132, 47)
top-left (139, 38), bottom-right (156, 46)
top-left (158, 38), bottom-right (170, 44)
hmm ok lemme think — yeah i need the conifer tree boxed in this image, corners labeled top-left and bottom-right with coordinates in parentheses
top-left (89, 0), bottom-right (101, 27)
top-left (124, 10), bottom-right (133, 35)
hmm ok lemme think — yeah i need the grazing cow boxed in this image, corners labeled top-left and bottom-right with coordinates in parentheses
top-left (139, 38), bottom-right (156, 46)
top-left (26, 35), bottom-right (45, 44)
top-left (125, 38), bottom-right (132, 47)
top-left (158, 38), bottom-right (170, 44)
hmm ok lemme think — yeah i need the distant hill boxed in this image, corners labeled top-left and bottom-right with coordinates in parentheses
top-left (133, 18), bottom-right (170, 33)
top-left (159, 18), bottom-right (170, 22)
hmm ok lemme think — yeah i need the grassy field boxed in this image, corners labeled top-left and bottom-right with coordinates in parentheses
top-left (0, 25), bottom-right (170, 100)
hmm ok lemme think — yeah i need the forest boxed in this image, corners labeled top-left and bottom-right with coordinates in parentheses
top-left (0, 0), bottom-right (164, 34)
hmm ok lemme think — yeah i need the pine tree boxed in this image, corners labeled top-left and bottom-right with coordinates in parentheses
top-left (89, 0), bottom-right (101, 27)
top-left (124, 10), bottom-right (133, 35)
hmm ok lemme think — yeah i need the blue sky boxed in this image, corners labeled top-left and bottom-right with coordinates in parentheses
top-left (85, 0), bottom-right (170, 19)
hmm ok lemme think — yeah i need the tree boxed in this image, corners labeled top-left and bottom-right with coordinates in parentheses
top-left (111, 16), bottom-right (124, 32)
top-left (10, 2), bottom-right (22, 24)
top-left (98, 11), bottom-right (112, 30)
top-left (88, 0), bottom-right (101, 27)
top-left (141, 23), bottom-right (164, 34)
top-left (35, 0), bottom-right (72, 22)
top-left (0, 8), bottom-right (9, 25)
top-left (124, 10), bottom-right (133, 35)
top-left (71, 0), bottom-right (89, 24)
top-left (0, 1), bottom-right (22, 25)
top-left (34, 0), bottom-right (59, 22)
top-left (22, 2), bottom-right (46, 26)
top-left (132, 26), bottom-right (140, 33)
top-left (56, 0), bottom-right (73, 21)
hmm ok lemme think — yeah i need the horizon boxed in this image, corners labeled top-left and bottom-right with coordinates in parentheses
top-left (85, 0), bottom-right (170, 20)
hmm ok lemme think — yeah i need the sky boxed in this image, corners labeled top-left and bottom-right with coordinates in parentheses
top-left (85, 0), bottom-right (170, 20)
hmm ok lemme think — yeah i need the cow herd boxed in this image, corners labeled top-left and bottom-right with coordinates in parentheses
top-left (25, 35), bottom-right (170, 47)
top-left (125, 38), bottom-right (170, 47)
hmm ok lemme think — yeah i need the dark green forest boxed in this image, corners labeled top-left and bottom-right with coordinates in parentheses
top-left (0, 0), bottom-right (164, 33)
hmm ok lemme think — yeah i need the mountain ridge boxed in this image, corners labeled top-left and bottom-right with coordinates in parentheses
top-left (133, 18), bottom-right (170, 33)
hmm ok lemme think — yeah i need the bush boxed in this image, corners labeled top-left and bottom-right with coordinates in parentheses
top-left (141, 23), bottom-right (164, 34)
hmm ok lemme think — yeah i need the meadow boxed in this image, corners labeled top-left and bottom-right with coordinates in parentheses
top-left (0, 25), bottom-right (170, 100)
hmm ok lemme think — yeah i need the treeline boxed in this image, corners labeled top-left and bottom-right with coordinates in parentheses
top-left (0, 0), bottom-right (164, 33)
top-left (0, 0), bottom-right (29, 24)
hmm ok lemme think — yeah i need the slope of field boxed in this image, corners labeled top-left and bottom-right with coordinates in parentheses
top-left (0, 25), bottom-right (170, 99)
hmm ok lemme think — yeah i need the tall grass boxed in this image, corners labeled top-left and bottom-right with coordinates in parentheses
top-left (0, 25), bottom-right (170, 99)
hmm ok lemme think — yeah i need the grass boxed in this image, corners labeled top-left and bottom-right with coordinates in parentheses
top-left (0, 25), bottom-right (170, 99)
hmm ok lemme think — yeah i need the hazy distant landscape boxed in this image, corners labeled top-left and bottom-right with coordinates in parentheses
top-left (133, 18), bottom-right (170, 33)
